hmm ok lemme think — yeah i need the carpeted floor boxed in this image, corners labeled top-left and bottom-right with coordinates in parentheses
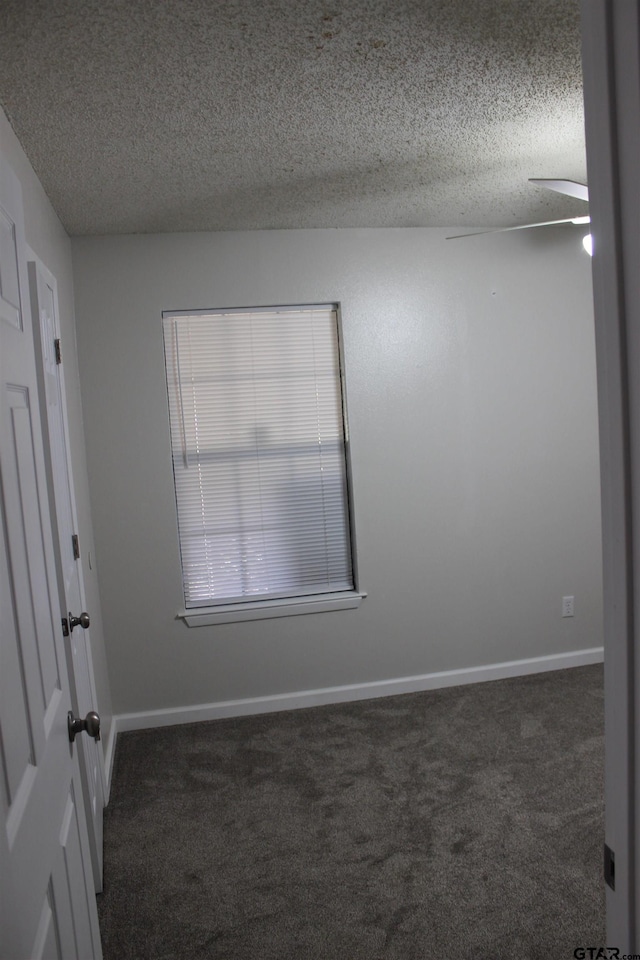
top-left (98, 664), bottom-right (605, 960)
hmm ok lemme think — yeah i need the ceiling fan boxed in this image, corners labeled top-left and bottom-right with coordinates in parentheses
top-left (447, 179), bottom-right (590, 247)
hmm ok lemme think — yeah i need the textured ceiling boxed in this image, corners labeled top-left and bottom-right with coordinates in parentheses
top-left (0, 0), bottom-right (587, 235)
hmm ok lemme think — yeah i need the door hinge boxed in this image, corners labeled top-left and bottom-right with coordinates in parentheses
top-left (604, 843), bottom-right (615, 890)
top-left (54, 338), bottom-right (62, 364)
top-left (61, 617), bottom-right (69, 637)
top-left (72, 534), bottom-right (80, 560)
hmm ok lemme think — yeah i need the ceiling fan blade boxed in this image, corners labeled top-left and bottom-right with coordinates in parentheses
top-left (446, 216), bottom-right (591, 240)
top-left (529, 179), bottom-right (589, 202)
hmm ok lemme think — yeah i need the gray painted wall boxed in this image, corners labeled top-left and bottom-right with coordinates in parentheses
top-left (0, 107), bottom-right (113, 743)
top-left (71, 225), bottom-right (602, 716)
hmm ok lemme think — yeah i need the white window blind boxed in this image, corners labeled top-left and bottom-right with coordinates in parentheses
top-left (162, 305), bottom-right (354, 609)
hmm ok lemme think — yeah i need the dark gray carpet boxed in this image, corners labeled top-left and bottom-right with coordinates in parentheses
top-left (98, 664), bottom-right (605, 960)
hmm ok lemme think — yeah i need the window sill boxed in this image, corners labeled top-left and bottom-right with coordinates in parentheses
top-left (178, 591), bottom-right (366, 626)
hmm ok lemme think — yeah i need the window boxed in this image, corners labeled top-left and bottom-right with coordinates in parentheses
top-left (162, 304), bottom-right (361, 624)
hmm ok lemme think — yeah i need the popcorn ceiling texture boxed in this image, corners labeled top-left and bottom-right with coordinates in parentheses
top-left (0, 0), bottom-right (587, 235)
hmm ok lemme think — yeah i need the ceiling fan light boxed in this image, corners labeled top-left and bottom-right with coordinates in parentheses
top-left (582, 233), bottom-right (593, 256)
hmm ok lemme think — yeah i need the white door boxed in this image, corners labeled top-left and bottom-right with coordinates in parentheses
top-left (0, 156), bottom-right (102, 957)
top-left (28, 254), bottom-right (105, 891)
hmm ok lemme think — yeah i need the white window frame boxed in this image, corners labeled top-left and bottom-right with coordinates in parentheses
top-left (162, 303), bottom-right (364, 625)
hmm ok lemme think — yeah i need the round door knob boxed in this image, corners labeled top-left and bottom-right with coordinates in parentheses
top-left (68, 709), bottom-right (101, 743)
top-left (84, 711), bottom-right (101, 740)
top-left (69, 611), bottom-right (90, 631)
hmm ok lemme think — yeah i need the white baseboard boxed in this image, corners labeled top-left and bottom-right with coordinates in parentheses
top-left (113, 647), bottom-right (604, 735)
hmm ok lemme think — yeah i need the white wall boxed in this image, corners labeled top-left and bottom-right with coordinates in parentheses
top-left (71, 225), bottom-right (602, 717)
top-left (0, 107), bottom-right (113, 741)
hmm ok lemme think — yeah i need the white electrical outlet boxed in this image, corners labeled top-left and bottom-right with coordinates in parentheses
top-left (562, 595), bottom-right (575, 618)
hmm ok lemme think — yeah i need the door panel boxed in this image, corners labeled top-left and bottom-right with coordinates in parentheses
top-left (32, 887), bottom-right (61, 960)
top-left (29, 256), bottom-right (105, 889)
top-left (0, 200), bottom-right (22, 329)
top-left (10, 388), bottom-right (61, 711)
top-left (0, 151), bottom-right (101, 959)
top-left (53, 784), bottom-right (96, 958)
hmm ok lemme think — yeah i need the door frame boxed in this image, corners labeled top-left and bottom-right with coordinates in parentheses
top-left (581, 0), bottom-right (640, 948)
